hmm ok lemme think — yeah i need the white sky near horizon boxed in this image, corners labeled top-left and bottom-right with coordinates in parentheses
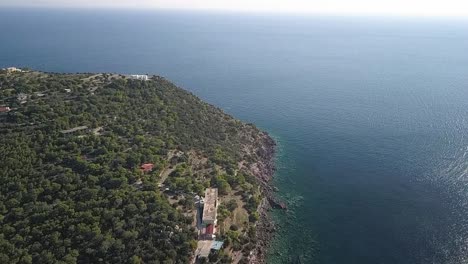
top-left (2, 0), bottom-right (468, 17)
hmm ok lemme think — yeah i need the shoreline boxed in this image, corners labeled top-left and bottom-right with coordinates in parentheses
top-left (247, 131), bottom-right (279, 263)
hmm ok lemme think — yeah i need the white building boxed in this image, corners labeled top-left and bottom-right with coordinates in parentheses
top-left (202, 188), bottom-right (218, 225)
top-left (129, 74), bottom-right (149, 81)
top-left (2, 67), bottom-right (23, 73)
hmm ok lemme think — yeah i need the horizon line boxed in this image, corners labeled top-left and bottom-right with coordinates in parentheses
top-left (2, 5), bottom-right (468, 19)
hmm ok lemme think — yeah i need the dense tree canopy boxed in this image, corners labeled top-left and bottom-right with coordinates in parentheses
top-left (0, 71), bottom-right (270, 263)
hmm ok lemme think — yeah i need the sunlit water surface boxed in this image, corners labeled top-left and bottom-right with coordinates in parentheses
top-left (1, 9), bottom-right (468, 264)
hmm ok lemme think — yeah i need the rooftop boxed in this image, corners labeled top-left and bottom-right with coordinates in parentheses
top-left (196, 241), bottom-right (212, 258)
top-left (140, 163), bottom-right (154, 172)
top-left (0, 106), bottom-right (11, 113)
top-left (202, 188), bottom-right (218, 223)
top-left (129, 74), bottom-right (149, 81)
top-left (206, 224), bottom-right (214, 235)
top-left (211, 241), bottom-right (224, 251)
top-left (3, 67), bottom-right (23, 73)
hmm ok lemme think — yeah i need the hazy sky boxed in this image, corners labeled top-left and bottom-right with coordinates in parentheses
top-left (2, 0), bottom-right (468, 16)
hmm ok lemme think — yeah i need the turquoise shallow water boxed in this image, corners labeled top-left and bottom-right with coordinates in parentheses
top-left (2, 9), bottom-right (468, 264)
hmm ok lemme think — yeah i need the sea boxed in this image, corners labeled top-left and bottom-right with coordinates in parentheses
top-left (1, 9), bottom-right (468, 264)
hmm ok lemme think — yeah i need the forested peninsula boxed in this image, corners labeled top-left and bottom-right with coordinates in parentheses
top-left (0, 70), bottom-right (276, 263)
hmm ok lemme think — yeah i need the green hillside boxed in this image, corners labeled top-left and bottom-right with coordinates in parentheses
top-left (0, 71), bottom-right (275, 264)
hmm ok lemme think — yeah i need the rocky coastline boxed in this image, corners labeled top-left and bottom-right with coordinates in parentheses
top-left (246, 131), bottom-right (282, 264)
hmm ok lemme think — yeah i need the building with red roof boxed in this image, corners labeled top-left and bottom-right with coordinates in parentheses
top-left (206, 224), bottom-right (214, 235)
top-left (0, 106), bottom-right (11, 113)
top-left (140, 163), bottom-right (154, 173)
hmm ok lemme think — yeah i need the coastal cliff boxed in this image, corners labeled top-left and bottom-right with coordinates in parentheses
top-left (0, 69), bottom-right (277, 263)
top-left (243, 133), bottom-right (277, 264)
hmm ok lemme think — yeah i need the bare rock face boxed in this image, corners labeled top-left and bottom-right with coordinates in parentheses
top-left (247, 132), bottom-right (277, 183)
top-left (242, 131), bottom-right (282, 264)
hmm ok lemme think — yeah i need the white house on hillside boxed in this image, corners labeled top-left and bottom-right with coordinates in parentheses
top-left (129, 74), bottom-right (149, 81)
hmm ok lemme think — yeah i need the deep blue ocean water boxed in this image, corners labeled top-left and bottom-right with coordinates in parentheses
top-left (2, 9), bottom-right (468, 264)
